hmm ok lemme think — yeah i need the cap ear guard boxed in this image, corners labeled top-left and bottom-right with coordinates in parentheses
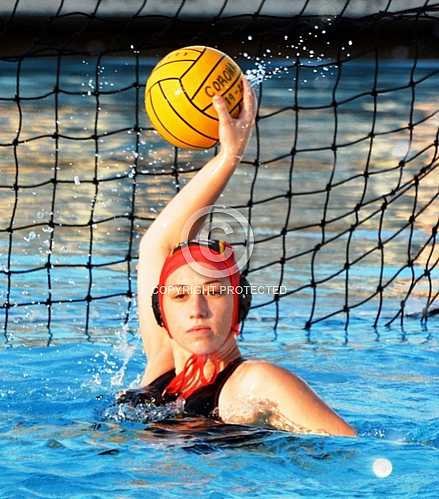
top-left (237, 274), bottom-right (251, 323)
top-left (151, 287), bottom-right (163, 327)
top-left (151, 277), bottom-right (252, 328)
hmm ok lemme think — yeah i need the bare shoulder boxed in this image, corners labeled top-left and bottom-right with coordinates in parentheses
top-left (224, 359), bottom-right (305, 397)
top-left (218, 359), bottom-right (302, 427)
top-left (219, 359), bottom-right (301, 409)
top-left (219, 358), bottom-right (357, 437)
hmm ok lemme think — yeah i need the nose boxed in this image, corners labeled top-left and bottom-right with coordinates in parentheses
top-left (189, 292), bottom-right (209, 319)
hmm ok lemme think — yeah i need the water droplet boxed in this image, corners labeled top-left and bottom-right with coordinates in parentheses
top-left (24, 231), bottom-right (36, 242)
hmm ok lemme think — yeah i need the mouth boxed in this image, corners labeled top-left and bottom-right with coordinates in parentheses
top-left (187, 326), bottom-right (212, 334)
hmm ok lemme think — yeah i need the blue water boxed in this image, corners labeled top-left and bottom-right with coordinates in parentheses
top-left (1, 319), bottom-right (438, 497)
top-left (0, 54), bottom-right (438, 497)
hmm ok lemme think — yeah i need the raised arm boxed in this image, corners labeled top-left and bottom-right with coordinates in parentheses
top-left (138, 77), bottom-right (257, 384)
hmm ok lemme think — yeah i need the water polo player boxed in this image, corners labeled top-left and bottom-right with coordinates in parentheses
top-left (120, 77), bottom-right (356, 437)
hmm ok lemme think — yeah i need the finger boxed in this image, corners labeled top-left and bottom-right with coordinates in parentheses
top-left (213, 95), bottom-right (233, 124)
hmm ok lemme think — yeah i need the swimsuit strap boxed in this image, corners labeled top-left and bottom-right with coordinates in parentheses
top-left (182, 356), bottom-right (246, 417)
top-left (211, 356), bottom-right (245, 408)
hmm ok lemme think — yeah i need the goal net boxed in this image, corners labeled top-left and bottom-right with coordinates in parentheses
top-left (1, 0), bottom-right (438, 344)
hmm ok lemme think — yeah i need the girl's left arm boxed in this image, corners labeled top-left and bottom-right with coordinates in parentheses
top-left (234, 362), bottom-right (357, 437)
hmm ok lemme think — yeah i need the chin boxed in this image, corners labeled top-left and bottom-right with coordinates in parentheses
top-left (187, 339), bottom-right (219, 356)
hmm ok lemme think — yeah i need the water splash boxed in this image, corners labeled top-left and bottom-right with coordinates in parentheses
top-left (103, 398), bottom-right (184, 424)
top-left (241, 19), bottom-right (352, 87)
top-left (110, 324), bottom-right (138, 388)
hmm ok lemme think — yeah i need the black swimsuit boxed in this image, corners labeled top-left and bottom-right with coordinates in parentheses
top-left (118, 357), bottom-right (245, 419)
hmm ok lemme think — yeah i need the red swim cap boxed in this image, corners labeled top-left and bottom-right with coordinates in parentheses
top-left (156, 240), bottom-right (242, 399)
top-left (157, 240), bottom-right (241, 333)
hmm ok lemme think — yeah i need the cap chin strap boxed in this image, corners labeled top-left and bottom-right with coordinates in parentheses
top-left (163, 353), bottom-right (220, 400)
top-left (163, 324), bottom-right (240, 400)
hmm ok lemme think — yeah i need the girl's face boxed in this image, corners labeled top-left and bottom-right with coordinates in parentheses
top-left (162, 263), bottom-right (234, 355)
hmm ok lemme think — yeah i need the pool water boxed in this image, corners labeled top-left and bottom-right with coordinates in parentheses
top-left (0, 54), bottom-right (438, 497)
top-left (1, 317), bottom-right (438, 497)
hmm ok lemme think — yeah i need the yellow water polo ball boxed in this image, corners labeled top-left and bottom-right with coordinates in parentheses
top-left (145, 45), bottom-right (244, 149)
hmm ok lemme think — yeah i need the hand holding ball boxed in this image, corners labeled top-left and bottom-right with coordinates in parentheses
top-left (145, 46), bottom-right (244, 149)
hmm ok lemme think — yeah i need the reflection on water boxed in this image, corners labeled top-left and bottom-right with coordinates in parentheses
top-left (0, 57), bottom-right (438, 343)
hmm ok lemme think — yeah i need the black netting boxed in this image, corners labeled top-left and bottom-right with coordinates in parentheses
top-left (0, 1), bottom-right (438, 344)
